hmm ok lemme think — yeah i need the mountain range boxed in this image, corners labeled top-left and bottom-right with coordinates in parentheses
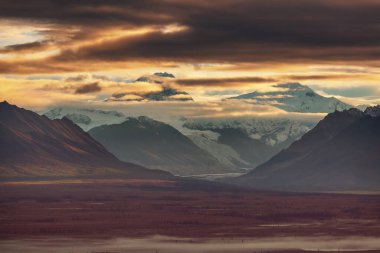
top-left (3, 100), bottom-right (380, 192)
top-left (43, 107), bottom-right (240, 175)
top-left (44, 106), bottom-right (314, 173)
top-left (228, 106), bottom-right (380, 191)
top-left (39, 81), bottom-right (375, 182)
top-left (0, 101), bottom-right (170, 179)
top-left (88, 116), bottom-right (234, 175)
top-left (182, 118), bottom-right (315, 168)
top-left (228, 83), bottom-right (353, 113)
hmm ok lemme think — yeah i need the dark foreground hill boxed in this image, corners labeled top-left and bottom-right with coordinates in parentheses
top-left (228, 108), bottom-right (380, 192)
top-left (0, 101), bottom-right (170, 179)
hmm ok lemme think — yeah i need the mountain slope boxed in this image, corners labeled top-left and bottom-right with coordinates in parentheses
top-left (182, 117), bottom-right (314, 169)
top-left (211, 128), bottom-right (277, 168)
top-left (229, 108), bottom-right (380, 191)
top-left (228, 83), bottom-right (353, 113)
top-left (186, 132), bottom-right (250, 169)
top-left (0, 101), bottom-right (170, 179)
top-left (88, 117), bottom-right (233, 175)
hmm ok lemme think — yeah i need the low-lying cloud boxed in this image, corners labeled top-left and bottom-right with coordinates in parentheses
top-left (177, 77), bottom-right (277, 86)
top-left (74, 82), bottom-right (102, 94)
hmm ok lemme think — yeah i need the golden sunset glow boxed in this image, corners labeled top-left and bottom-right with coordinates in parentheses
top-left (1, 0), bottom-right (380, 119)
top-left (2, 2), bottom-right (380, 248)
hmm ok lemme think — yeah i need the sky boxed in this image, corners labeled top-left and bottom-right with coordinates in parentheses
top-left (1, 0), bottom-right (380, 120)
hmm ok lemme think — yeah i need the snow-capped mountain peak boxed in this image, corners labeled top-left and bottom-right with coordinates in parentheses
top-left (364, 105), bottom-right (380, 117)
top-left (43, 107), bottom-right (127, 131)
top-left (109, 72), bottom-right (193, 102)
top-left (228, 82), bottom-right (353, 113)
top-left (154, 72), bottom-right (175, 78)
top-left (183, 117), bottom-right (315, 147)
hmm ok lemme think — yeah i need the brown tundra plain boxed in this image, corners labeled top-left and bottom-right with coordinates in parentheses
top-left (1, 179), bottom-right (380, 253)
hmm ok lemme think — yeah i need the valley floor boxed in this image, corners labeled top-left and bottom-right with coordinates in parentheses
top-left (1, 179), bottom-right (380, 252)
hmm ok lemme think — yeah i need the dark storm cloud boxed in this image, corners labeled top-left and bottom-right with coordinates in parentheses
top-left (3, 0), bottom-right (380, 64)
top-left (74, 82), bottom-right (101, 94)
top-left (0, 0), bottom-right (179, 26)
